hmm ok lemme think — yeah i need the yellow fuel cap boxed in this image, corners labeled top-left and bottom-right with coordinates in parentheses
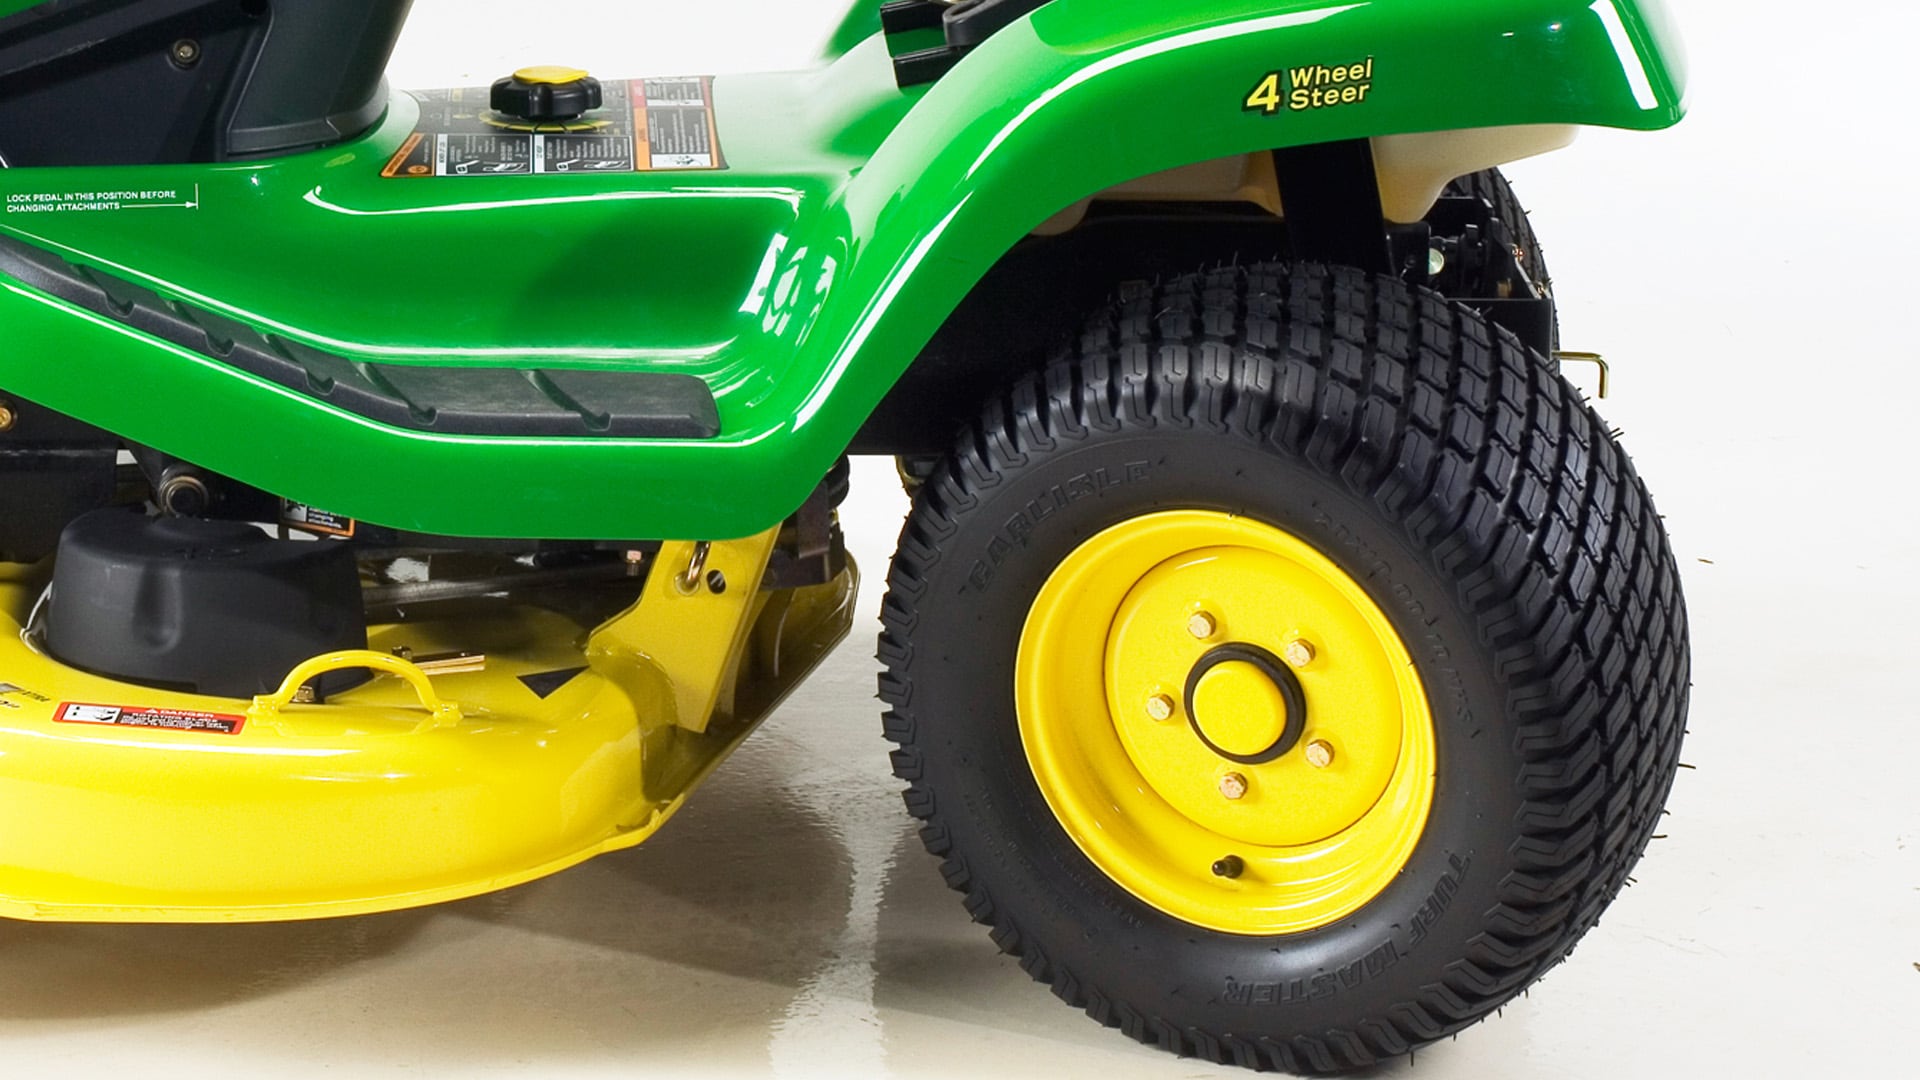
top-left (493, 66), bottom-right (603, 122)
top-left (513, 65), bottom-right (592, 85)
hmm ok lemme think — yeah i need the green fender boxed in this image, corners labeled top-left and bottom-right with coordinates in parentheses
top-left (823, 0), bottom-right (885, 60)
top-left (0, 0), bottom-right (1684, 540)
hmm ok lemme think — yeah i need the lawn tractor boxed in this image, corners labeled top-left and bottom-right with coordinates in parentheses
top-left (0, 0), bottom-right (1690, 1072)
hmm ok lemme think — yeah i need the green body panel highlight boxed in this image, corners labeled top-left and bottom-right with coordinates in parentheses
top-left (823, 0), bottom-right (884, 60)
top-left (0, 0), bottom-right (1685, 540)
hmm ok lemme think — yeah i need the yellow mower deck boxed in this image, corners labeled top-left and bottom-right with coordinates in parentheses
top-left (0, 539), bottom-right (857, 923)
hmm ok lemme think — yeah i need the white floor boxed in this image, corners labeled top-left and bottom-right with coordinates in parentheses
top-left (5, 1), bottom-right (1917, 1076)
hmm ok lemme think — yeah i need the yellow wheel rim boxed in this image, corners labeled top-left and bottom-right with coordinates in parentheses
top-left (1016, 511), bottom-right (1436, 935)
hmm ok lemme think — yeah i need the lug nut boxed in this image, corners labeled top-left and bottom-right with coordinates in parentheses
top-left (0, 403), bottom-right (14, 432)
top-left (1283, 639), bottom-right (1317, 668)
top-left (1188, 611), bottom-right (1218, 639)
top-left (1305, 739), bottom-right (1335, 769)
top-left (1145, 693), bottom-right (1176, 722)
top-left (1218, 772), bottom-right (1248, 800)
top-left (1212, 855), bottom-right (1245, 879)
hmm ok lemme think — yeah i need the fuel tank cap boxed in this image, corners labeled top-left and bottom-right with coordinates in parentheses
top-left (491, 65), bottom-right (603, 122)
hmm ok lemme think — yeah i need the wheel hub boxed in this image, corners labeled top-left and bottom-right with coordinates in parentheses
top-left (1184, 645), bottom-right (1304, 764)
top-left (1103, 544), bottom-right (1407, 850)
top-left (1017, 511), bottom-right (1437, 935)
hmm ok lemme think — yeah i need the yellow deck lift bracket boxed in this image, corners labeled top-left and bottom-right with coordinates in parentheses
top-left (588, 530), bottom-right (782, 735)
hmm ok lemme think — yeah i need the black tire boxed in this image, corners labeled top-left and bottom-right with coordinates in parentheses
top-left (878, 263), bottom-right (1688, 1073)
top-left (1444, 167), bottom-right (1552, 300)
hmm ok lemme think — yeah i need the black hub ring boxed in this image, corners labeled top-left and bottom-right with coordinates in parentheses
top-left (1181, 643), bottom-right (1307, 766)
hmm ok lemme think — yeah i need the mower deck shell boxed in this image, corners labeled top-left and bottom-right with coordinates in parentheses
top-left (0, 555), bottom-right (858, 923)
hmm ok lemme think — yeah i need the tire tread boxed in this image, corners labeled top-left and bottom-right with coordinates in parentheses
top-left (877, 261), bottom-right (1688, 1073)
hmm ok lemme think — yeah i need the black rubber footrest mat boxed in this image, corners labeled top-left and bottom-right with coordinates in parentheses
top-left (0, 236), bottom-right (720, 439)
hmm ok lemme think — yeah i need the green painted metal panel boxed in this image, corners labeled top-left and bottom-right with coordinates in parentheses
top-left (0, 0), bottom-right (1685, 539)
top-left (823, 0), bottom-right (883, 60)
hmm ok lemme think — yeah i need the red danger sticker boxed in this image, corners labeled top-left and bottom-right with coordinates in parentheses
top-left (55, 702), bottom-right (246, 736)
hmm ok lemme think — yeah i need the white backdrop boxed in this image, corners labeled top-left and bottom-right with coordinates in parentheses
top-left (4, 1), bottom-right (1915, 1078)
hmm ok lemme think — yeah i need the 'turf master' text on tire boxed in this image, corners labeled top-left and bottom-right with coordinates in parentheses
top-left (878, 262), bottom-right (1689, 1074)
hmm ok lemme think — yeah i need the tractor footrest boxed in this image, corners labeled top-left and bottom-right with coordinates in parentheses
top-left (0, 236), bottom-right (719, 440)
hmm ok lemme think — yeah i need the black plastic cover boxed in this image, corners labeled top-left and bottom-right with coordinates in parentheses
top-left (879, 0), bottom-right (947, 34)
top-left (225, 0), bottom-right (413, 158)
top-left (490, 72), bottom-right (602, 122)
top-left (0, 0), bottom-right (411, 165)
top-left (942, 0), bottom-right (1050, 49)
top-left (0, 397), bottom-right (117, 562)
top-left (887, 0), bottom-right (1051, 88)
top-left (45, 510), bottom-right (369, 699)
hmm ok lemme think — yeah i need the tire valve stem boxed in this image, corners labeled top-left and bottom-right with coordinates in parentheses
top-left (1211, 855), bottom-right (1245, 880)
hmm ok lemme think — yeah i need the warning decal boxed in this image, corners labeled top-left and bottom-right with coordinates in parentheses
top-left (281, 500), bottom-right (356, 539)
top-left (5, 185), bottom-right (202, 215)
top-left (634, 77), bottom-right (722, 170)
top-left (382, 77), bottom-right (725, 178)
top-left (56, 702), bottom-right (247, 736)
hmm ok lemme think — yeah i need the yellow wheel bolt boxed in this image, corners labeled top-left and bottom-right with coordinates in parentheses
top-left (1146, 693), bottom-right (1176, 722)
top-left (1188, 611), bottom-right (1218, 639)
top-left (1218, 772), bottom-right (1249, 800)
top-left (1283, 638), bottom-right (1317, 668)
top-left (1305, 739), bottom-right (1335, 769)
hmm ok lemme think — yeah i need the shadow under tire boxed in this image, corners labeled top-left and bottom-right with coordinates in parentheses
top-left (878, 262), bottom-right (1689, 1074)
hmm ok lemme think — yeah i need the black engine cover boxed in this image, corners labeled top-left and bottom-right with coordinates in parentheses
top-left (45, 510), bottom-right (367, 698)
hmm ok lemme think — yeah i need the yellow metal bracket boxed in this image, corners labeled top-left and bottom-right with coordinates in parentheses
top-left (1556, 350), bottom-right (1612, 398)
top-left (587, 529), bottom-right (782, 734)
